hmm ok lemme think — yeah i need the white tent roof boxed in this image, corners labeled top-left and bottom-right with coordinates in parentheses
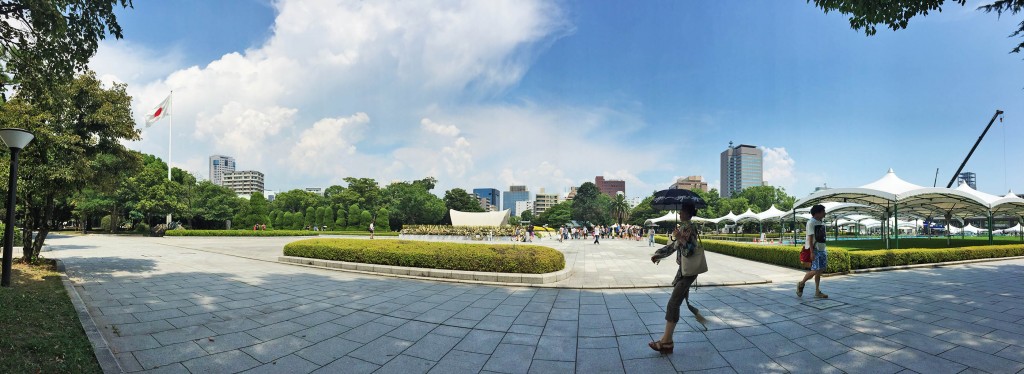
top-left (449, 209), bottom-right (510, 227)
top-left (755, 205), bottom-right (788, 221)
top-left (997, 223), bottom-right (1023, 233)
top-left (646, 211), bottom-right (719, 224)
top-left (735, 209), bottom-right (759, 223)
top-left (717, 211), bottom-right (738, 223)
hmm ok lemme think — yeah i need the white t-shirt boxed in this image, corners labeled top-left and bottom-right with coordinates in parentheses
top-left (806, 217), bottom-right (826, 251)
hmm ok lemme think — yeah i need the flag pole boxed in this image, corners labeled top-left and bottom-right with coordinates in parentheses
top-left (166, 91), bottom-right (173, 224)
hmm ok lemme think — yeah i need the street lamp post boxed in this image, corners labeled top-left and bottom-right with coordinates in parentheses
top-left (0, 128), bottom-right (34, 287)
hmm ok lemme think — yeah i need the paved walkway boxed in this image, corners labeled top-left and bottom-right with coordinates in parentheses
top-left (46, 234), bottom-right (1024, 373)
top-left (158, 235), bottom-right (806, 287)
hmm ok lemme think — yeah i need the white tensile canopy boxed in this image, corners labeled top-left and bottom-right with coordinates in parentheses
top-left (793, 169), bottom-right (1024, 248)
top-left (734, 209), bottom-right (759, 224)
top-left (645, 212), bottom-right (719, 224)
top-left (997, 223), bottom-right (1023, 233)
top-left (449, 209), bottom-right (510, 227)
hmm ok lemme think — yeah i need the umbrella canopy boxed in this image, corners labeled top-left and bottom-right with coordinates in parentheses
top-left (652, 187), bottom-right (707, 210)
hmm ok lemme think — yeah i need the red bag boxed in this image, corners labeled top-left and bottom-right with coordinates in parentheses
top-left (799, 246), bottom-right (811, 264)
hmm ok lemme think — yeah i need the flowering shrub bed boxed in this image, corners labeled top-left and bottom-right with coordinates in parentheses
top-left (401, 225), bottom-right (517, 237)
top-left (284, 238), bottom-right (565, 273)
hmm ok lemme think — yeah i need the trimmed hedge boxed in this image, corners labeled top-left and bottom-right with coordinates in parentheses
top-left (284, 238), bottom-right (565, 274)
top-left (848, 245), bottom-right (1024, 269)
top-left (701, 240), bottom-right (850, 274)
top-left (166, 230), bottom-right (319, 237)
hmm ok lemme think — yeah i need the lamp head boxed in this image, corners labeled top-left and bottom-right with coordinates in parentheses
top-left (0, 128), bottom-right (33, 150)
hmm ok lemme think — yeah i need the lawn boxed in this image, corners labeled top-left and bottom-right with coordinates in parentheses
top-left (0, 261), bottom-right (101, 373)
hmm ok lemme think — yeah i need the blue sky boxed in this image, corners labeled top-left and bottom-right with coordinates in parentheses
top-left (91, 0), bottom-right (1024, 200)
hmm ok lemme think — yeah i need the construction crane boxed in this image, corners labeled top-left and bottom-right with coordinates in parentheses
top-left (946, 110), bottom-right (1004, 188)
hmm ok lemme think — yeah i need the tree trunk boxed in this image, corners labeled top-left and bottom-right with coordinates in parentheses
top-left (82, 213), bottom-right (88, 234)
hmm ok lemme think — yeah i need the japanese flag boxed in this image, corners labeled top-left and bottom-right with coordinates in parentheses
top-left (145, 93), bottom-right (172, 127)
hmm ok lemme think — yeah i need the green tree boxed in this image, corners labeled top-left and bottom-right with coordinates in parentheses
top-left (732, 185), bottom-right (796, 213)
top-left (304, 207), bottom-right (315, 228)
top-left (537, 200), bottom-right (572, 227)
top-left (271, 189), bottom-right (321, 213)
top-left (347, 204), bottom-right (362, 230)
top-left (444, 188), bottom-right (484, 212)
top-left (193, 180), bottom-right (240, 228)
top-left (381, 181), bottom-right (445, 227)
top-left (233, 192), bottom-right (270, 229)
top-left (810, 0), bottom-right (1024, 54)
top-left (375, 208), bottom-right (390, 231)
top-left (334, 205), bottom-right (347, 228)
top-left (610, 193), bottom-right (630, 226)
top-left (521, 210), bottom-right (534, 222)
top-left (571, 182), bottom-right (610, 225)
top-left (0, 0), bottom-right (133, 99)
top-left (341, 177), bottom-right (381, 211)
top-left (360, 210), bottom-right (372, 230)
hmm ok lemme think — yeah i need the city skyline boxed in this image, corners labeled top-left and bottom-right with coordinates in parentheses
top-left (92, 1), bottom-right (1024, 198)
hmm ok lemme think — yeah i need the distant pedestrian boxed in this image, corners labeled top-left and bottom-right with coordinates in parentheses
top-left (369, 222), bottom-right (375, 239)
top-left (253, 224), bottom-right (258, 231)
top-left (648, 228), bottom-right (655, 247)
top-left (649, 200), bottom-right (708, 354)
top-left (260, 223), bottom-right (266, 231)
top-left (798, 204), bottom-right (829, 299)
top-left (593, 226), bottom-right (600, 244)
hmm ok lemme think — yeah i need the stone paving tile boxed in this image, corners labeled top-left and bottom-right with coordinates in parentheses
top-left (881, 347), bottom-right (966, 374)
top-left (375, 354), bottom-right (436, 374)
top-left (292, 321), bottom-right (352, 343)
top-left (196, 331), bottom-right (261, 354)
top-left (791, 333), bottom-right (850, 360)
top-left (501, 332), bottom-right (540, 346)
top-left (115, 320), bottom-right (176, 336)
top-left (428, 349), bottom-right (489, 374)
top-left (152, 325), bottom-right (217, 345)
top-left (181, 350), bottom-right (261, 373)
top-left (939, 346), bottom-right (1024, 373)
top-left (310, 356), bottom-right (379, 374)
top-left (541, 320), bottom-right (578, 336)
top-left (995, 344), bottom-right (1024, 363)
top-left (665, 341), bottom-right (730, 372)
top-left (242, 335), bottom-right (313, 364)
top-left (745, 332), bottom-right (804, 358)
top-left (534, 335), bottom-right (576, 361)
top-left (240, 353), bottom-right (319, 374)
top-left (934, 330), bottom-right (1010, 354)
top-left (109, 335), bottom-right (162, 353)
top-left (705, 328), bottom-right (755, 352)
top-left (132, 341), bottom-right (208, 370)
top-left (528, 359), bottom-right (576, 374)
top-left (403, 333), bottom-right (462, 361)
top-left (826, 350), bottom-right (905, 374)
top-left (348, 335), bottom-right (415, 365)
top-left (138, 363), bottom-right (191, 373)
top-left (773, 351), bottom-right (842, 374)
top-left (720, 347), bottom-right (787, 373)
top-left (838, 333), bottom-right (905, 357)
top-left (577, 347), bottom-right (624, 373)
top-left (453, 329), bottom-right (505, 355)
top-left (483, 343), bottom-right (536, 374)
top-left (294, 336), bottom-right (362, 365)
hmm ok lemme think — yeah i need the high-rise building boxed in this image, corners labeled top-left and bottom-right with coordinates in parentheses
top-left (305, 187), bottom-right (324, 196)
top-left (222, 170), bottom-right (265, 195)
top-left (515, 201), bottom-right (534, 219)
top-left (473, 188), bottom-right (500, 210)
top-left (958, 172), bottom-right (977, 190)
top-left (209, 155), bottom-right (236, 186)
top-left (595, 176), bottom-right (626, 197)
top-left (672, 176), bottom-right (708, 192)
top-left (473, 194), bottom-right (496, 211)
top-left (533, 188), bottom-right (560, 215)
top-left (503, 185), bottom-right (530, 217)
top-left (720, 142), bottom-right (763, 198)
top-left (566, 187), bottom-right (579, 201)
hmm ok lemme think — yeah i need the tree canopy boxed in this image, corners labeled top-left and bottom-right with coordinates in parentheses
top-left (811, 0), bottom-right (1024, 54)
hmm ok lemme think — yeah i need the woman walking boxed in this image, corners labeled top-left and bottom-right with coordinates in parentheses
top-left (648, 201), bottom-right (708, 354)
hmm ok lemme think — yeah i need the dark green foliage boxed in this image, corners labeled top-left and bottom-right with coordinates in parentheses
top-left (444, 188), bottom-right (485, 212)
top-left (849, 245), bottom-right (1024, 269)
top-left (165, 230), bottom-right (318, 237)
top-left (284, 238), bottom-right (565, 274)
top-left (700, 240), bottom-right (851, 274)
top-left (375, 208), bottom-right (390, 231)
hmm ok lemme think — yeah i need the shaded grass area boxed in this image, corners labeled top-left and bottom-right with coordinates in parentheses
top-left (0, 261), bottom-right (101, 373)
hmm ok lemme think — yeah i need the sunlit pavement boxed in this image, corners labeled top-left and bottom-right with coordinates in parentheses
top-left (46, 234), bottom-right (1024, 373)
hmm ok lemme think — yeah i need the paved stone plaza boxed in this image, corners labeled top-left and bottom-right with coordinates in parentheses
top-left (47, 234), bottom-right (1024, 373)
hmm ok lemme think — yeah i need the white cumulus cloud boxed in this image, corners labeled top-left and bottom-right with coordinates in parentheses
top-left (761, 146), bottom-right (796, 191)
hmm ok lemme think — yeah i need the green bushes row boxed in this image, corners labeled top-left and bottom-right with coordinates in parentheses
top-left (701, 240), bottom-right (850, 274)
top-left (848, 245), bottom-right (1024, 269)
top-left (695, 240), bottom-right (1024, 273)
top-left (166, 230), bottom-right (319, 237)
top-left (284, 238), bottom-right (565, 274)
top-left (0, 223), bottom-right (23, 246)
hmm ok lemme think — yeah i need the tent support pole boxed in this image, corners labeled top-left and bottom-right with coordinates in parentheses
top-left (894, 202), bottom-right (899, 249)
top-left (988, 210), bottom-right (994, 244)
